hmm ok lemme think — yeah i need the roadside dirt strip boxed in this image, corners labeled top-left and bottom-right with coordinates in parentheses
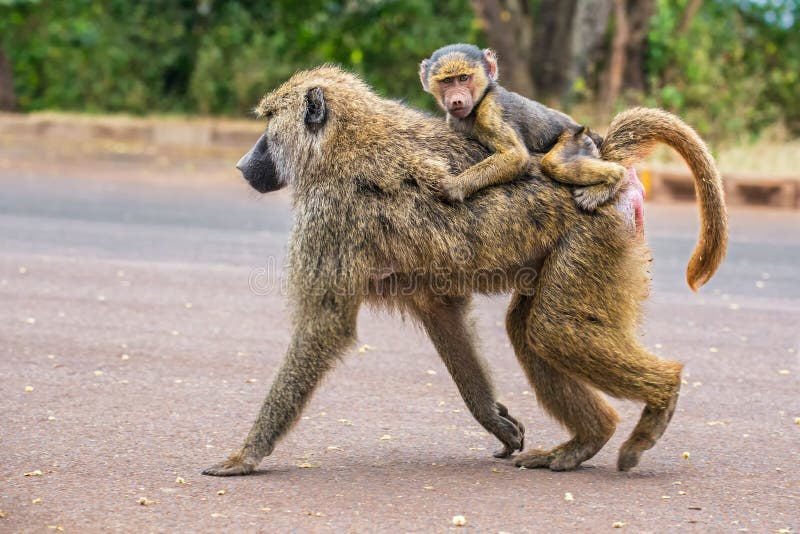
top-left (2, 111), bottom-right (799, 209)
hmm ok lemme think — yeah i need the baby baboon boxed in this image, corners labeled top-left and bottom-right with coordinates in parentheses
top-left (419, 43), bottom-right (625, 209)
top-left (203, 66), bottom-right (727, 477)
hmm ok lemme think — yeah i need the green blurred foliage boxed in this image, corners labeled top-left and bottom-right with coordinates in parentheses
top-left (0, 0), bottom-right (481, 115)
top-left (1, 0), bottom-right (797, 141)
top-left (647, 0), bottom-right (800, 142)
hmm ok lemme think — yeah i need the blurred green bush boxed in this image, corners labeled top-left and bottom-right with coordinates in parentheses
top-left (646, 0), bottom-right (799, 142)
top-left (0, 0), bottom-right (481, 115)
top-left (1, 0), bottom-right (797, 141)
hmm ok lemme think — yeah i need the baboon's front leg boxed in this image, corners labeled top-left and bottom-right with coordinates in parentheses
top-left (203, 306), bottom-right (357, 476)
top-left (409, 295), bottom-right (525, 458)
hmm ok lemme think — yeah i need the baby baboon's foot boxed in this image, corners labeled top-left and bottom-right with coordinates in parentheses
top-left (573, 164), bottom-right (626, 211)
top-left (438, 178), bottom-right (467, 203)
top-left (573, 181), bottom-right (621, 212)
top-left (617, 387), bottom-right (680, 472)
top-left (202, 452), bottom-right (259, 477)
top-left (515, 436), bottom-right (606, 471)
top-left (492, 401), bottom-right (525, 458)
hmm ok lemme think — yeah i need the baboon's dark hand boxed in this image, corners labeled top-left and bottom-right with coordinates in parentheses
top-left (492, 401), bottom-right (525, 458)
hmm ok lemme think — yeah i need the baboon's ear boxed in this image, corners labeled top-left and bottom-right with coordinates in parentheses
top-left (483, 49), bottom-right (498, 81)
top-left (304, 87), bottom-right (327, 130)
top-left (419, 59), bottom-right (431, 92)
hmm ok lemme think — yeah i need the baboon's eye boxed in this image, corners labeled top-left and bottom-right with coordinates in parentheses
top-left (442, 76), bottom-right (453, 84)
top-left (458, 74), bottom-right (469, 82)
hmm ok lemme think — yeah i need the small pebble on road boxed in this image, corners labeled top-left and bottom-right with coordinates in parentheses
top-left (451, 515), bottom-right (467, 526)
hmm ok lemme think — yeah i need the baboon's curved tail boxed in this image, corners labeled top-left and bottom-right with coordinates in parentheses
top-left (600, 107), bottom-right (728, 291)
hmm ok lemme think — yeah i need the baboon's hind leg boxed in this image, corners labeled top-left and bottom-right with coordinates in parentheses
top-left (524, 231), bottom-right (682, 472)
top-left (617, 385), bottom-right (680, 471)
top-left (506, 292), bottom-right (619, 471)
top-left (410, 294), bottom-right (525, 458)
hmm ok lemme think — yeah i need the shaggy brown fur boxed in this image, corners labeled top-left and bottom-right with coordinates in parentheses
top-left (202, 66), bottom-right (727, 477)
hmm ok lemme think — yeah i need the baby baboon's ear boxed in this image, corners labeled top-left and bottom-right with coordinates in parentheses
top-left (482, 49), bottom-right (498, 81)
top-left (419, 59), bottom-right (431, 92)
top-left (304, 87), bottom-right (327, 131)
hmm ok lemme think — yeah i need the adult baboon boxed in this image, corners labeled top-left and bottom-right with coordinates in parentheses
top-left (203, 66), bottom-right (727, 476)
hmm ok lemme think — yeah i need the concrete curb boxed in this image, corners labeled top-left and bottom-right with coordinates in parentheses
top-left (0, 111), bottom-right (263, 148)
top-left (2, 112), bottom-right (798, 209)
top-left (649, 169), bottom-right (799, 210)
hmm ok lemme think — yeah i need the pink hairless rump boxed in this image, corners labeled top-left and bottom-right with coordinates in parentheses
top-left (616, 167), bottom-right (645, 238)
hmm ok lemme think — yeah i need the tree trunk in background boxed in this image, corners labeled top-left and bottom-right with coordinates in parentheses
top-left (473, 0), bottom-right (656, 111)
top-left (600, 0), bottom-right (629, 112)
top-left (472, 0), bottom-right (613, 106)
top-left (567, 0), bottom-right (614, 105)
top-left (530, 0), bottom-right (577, 104)
top-left (471, 0), bottom-right (536, 98)
top-left (676, 0), bottom-right (703, 35)
top-left (622, 0), bottom-right (656, 93)
top-left (0, 47), bottom-right (17, 111)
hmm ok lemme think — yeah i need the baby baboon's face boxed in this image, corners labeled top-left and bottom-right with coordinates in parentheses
top-left (419, 45), bottom-right (498, 120)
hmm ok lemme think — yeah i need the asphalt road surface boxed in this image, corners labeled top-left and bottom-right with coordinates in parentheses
top-left (1, 150), bottom-right (798, 533)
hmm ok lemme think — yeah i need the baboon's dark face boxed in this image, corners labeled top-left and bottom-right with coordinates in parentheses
top-left (236, 133), bottom-right (282, 193)
top-left (237, 86), bottom-right (328, 193)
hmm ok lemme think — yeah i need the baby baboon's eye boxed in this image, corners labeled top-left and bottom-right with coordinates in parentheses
top-left (458, 74), bottom-right (469, 82)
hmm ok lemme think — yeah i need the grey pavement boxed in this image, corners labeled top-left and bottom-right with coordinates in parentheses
top-left (0, 159), bottom-right (798, 532)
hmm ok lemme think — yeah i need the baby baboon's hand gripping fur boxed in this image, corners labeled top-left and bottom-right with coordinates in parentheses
top-left (202, 66), bottom-right (726, 477)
